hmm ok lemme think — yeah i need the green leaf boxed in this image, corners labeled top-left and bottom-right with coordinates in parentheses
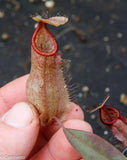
top-left (63, 128), bottom-right (127, 160)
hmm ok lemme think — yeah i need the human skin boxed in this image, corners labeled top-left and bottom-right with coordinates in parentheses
top-left (0, 75), bottom-right (93, 160)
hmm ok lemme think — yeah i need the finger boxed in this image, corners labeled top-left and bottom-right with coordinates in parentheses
top-left (29, 102), bottom-right (84, 156)
top-left (31, 119), bottom-right (93, 160)
top-left (66, 102), bottom-right (84, 120)
top-left (0, 75), bottom-right (29, 116)
top-left (41, 102), bottom-right (84, 140)
top-left (0, 102), bottom-right (40, 159)
top-left (28, 131), bottom-right (47, 158)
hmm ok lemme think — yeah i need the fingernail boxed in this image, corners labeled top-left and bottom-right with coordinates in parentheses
top-left (1, 102), bottom-right (33, 128)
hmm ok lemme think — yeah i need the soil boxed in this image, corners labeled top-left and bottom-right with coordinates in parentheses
top-left (0, 0), bottom-right (127, 151)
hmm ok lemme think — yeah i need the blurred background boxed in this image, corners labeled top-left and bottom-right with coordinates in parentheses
top-left (0, 0), bottom-right (127, 151)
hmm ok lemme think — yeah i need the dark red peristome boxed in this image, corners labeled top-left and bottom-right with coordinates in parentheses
top-left (100, 105), bottom-right (120, 125)
top-left (32, 22), bottom-right (58, 56)
top-left (100, 105), bottom-right (127, 147)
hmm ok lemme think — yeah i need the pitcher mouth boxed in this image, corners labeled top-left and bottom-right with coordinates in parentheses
top-left (100, 105), bottom-right (120, 125)
top-left (32, 22), bottom-right (58, 56)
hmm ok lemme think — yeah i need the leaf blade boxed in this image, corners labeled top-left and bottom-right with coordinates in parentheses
top-left (63, 128), bottom-right (127, 160)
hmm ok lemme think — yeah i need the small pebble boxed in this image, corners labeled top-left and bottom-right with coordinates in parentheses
top-left (95, 15), bottom-right (100, 21)
top-left (117, 33), bottom-right (123, 38)
top-left (63, 44), bottom-right (71, 52)
top-left (0, 11), bottom-right (5, 18)
top-left (1, 33), bottom-right (9, 41)
top-left (75, 16), bottom-right (80, 23)
top-left (120, 93), bottom-right (127, 105)
top-left (82, 86), bottom-right (89, 93)
top-left (105, 66), bottom-right (110, 72)
top-left (14, 2), bottom-right (21, 11)
top-left (103, 36), bottom-right (109, 42)
top-left (104, 130), bottom-right (109, 135)
top-left (90, 114), bottom-right (96, 120)
top-left (45, 0), bottom-right (55, 10)
top-left (105, 44), bottom-right (111, 55)
top-left (109, 19), bottom-right (114, 24)
top-left (121, 47), bottom-right (126, 53)
top-left (105, 87), bottom-right (110, 93)
top-left (77, 93), bottom-right (83, 98)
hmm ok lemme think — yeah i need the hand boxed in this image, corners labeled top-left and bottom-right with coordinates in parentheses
top-left (0, 75), bottom-right (93, 160)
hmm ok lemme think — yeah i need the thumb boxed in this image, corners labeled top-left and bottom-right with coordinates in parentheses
top-left (0, 102), bottom-right (40, 160)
